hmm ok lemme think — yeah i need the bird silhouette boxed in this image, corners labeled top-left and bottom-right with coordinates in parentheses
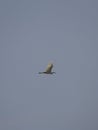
top-left (39, 63), bottom-right (56, 74)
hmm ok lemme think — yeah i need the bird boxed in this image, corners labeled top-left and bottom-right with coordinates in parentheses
top-left (39, 63), bottom-right (56, 74)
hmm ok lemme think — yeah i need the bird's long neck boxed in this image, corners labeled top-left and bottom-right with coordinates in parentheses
top-left (39, 72), bottom-right (44, 74)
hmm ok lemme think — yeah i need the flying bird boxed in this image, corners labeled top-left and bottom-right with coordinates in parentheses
top-left (39, 63), bottom-right (56, 74)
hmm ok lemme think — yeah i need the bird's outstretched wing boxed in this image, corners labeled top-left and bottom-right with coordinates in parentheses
top-left (39, 63), bottom-right (55, 74)
top-left (45, 63), bottom-right (53, 73)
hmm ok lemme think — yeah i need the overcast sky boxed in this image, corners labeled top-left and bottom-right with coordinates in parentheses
top-left (0, 0), bottom-right (98, 130)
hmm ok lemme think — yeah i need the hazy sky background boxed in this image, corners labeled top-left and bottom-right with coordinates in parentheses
top-left (0, 0), bottom-right (98, 130)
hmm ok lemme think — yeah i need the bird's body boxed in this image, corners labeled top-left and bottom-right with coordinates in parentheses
top-left (39, 63), bottom-right (55, 74)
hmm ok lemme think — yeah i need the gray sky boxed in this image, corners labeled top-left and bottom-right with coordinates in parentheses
top-left (0, 0), bottom-right (98, 130)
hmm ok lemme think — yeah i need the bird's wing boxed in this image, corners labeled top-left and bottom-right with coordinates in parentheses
top-left (45, 63), bottom-right (53, 73)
